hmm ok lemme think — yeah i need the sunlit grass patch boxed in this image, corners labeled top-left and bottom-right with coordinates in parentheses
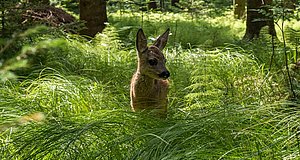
top-left (110, 11), bottom-right (245, 48)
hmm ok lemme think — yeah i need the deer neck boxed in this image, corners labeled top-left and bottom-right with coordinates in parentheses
top-left (135, 71), bottom-right (156, 88)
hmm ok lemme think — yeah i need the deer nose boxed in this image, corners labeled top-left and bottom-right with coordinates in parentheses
top-left (159, 71), bottom-right (170, 79)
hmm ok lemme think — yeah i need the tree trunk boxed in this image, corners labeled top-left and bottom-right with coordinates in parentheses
top-left (160, 0), bottom-right (165, 11)
top-left (28, 0), bottom-right (50, 5)
top-left (243, 0), bottom-right (276, 40)
top-left (148, 1), bottom-right (158, 10)
top-left (233, 0), bottom-right (246, 19)
top-left (284, 0), bottom-right (296, 9)
top-left (171, 0), bottom-right (180, 7)
top-left (79, 0), bottom-right (107, 38)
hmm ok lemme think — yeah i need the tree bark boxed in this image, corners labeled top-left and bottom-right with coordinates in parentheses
top-left (284, 0), bottom-right (296, 9)
top-left (28, 0), bottom-right (50, 5)
top-left (79, 0), bottom-right (107, 38)
top-left (243, 0), bottom-right (276, 40)
top-left (148, 1), bottom-right (158, 10)
top-left (171, 0), bottom-right (180, 7)
top-left (160, 0), bottom-right (165, 11)
top-left (233, 0), bottom-right (246, 19)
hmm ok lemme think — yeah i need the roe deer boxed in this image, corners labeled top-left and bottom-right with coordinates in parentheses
top-left (130, 28), bottom-right (170, 117)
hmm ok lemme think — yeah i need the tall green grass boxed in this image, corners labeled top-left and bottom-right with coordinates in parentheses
top-left (1, 11), bottom-right (300, 159)
top-left (109, 11), bottom-right (245, 48)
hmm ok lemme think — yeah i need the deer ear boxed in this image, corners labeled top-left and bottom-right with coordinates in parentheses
top-left (136, 29), bottom-right (148, 54)
top-left (153, 28), bottom-right (170, 50)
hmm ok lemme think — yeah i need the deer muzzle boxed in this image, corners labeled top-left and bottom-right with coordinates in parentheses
top-left (158, 70), bottom-right (170, 79)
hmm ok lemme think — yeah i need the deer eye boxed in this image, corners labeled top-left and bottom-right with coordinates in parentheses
top-left (148, 59), bottom-right (158, 66)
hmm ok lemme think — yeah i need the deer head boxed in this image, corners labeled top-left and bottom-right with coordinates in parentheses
top-left (136, 28), bottom-right (170, 80)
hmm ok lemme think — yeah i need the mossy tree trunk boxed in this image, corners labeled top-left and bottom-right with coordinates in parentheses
top-left (79, 0), bottom-right (107, 38)
top-left (243, 0), bottom-right (276, 40)
top-left (233, 0), bottom-right (246, 19)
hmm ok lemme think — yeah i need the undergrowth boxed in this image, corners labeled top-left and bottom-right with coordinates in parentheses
top-left (1, 11), bottom-right (300, 159)
top-left (109, 11), bottom-right (244, 48)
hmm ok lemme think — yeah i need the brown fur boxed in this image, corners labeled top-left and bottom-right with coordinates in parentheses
top-left (130, 29), bottom-right (170, 117)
